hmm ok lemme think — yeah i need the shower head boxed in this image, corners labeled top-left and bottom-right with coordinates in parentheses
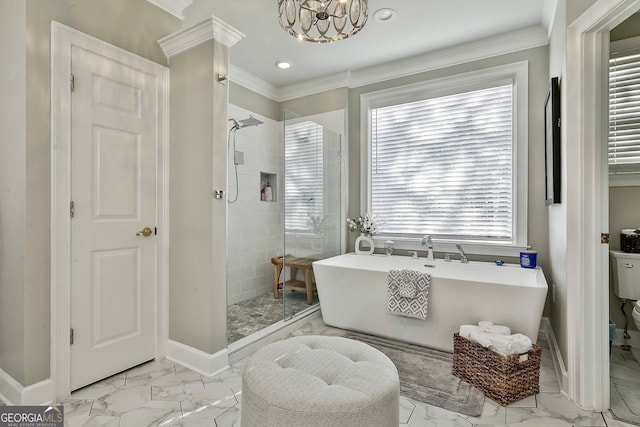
top-left (229, 116), bottom-right (263, 131)
top-left (238, 116), bottom-right (263, 128)
top-left (229, 118), bottom-right (241, 131)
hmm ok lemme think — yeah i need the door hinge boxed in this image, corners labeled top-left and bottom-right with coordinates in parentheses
top-left (70, 200), bottom-right (75, 218)
top-left (70, 74), bottom-right (75, 92)
top-left (601, 233), bottom-right (610, 244)
top-left (70, 328), bottom-right (74, 345)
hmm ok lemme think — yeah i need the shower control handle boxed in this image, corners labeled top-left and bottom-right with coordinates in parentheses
top-left (623, 263), bottom-right (633, 268)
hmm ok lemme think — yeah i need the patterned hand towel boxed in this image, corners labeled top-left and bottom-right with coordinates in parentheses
top-left (387, 269), bottom-right (431, 320)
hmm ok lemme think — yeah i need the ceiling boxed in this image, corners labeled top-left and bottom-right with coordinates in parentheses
top-left (181, 0), bottom-right (553, 93)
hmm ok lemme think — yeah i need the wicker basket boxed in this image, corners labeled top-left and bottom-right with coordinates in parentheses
top-left (452, 333), bottom-right (541, 406)
top-left (621, 231), bottom-right (640, 253)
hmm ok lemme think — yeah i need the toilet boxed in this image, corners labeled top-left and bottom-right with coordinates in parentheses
top-left (610, 250), bottom-right (640, 330)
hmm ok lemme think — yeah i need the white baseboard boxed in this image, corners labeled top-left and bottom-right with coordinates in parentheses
top-left (165, 340), bottom-right (229, 377)
top-left (540, 317), bottom-right (569, 393)
top-left (0, 368), bottom-right (53, 405)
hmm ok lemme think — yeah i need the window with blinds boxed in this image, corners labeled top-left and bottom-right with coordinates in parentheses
top-left (370, 84), bottom-right (514, 241)
top-left (285, 121), bottom-right (324, 232)
top-left (609, 49), bottom-right (640, 175)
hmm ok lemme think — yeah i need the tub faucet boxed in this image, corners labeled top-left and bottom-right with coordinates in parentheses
top-left (456, 244), bottom-right (469, 263)
top-left (421, 235), bottom-right (435, 260)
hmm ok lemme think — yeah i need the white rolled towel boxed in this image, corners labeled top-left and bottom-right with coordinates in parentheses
top-left (483, 324), bottom-right (512, 336)
top-left (478, 320), bottom-right (493, 329)
top-left (510, 333), bottom-right (533, 354)
top-left (476, 321), bottom-right (511, 335)
top-left (469, 331), bottom-right (494, 348)
top-left (459, 325), bottom-right (483, 338)
top-left (489, 334), bottom-right (532, 356)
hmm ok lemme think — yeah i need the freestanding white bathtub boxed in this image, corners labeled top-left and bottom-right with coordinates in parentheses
top-left (313, 254), bottom-right (548, 353)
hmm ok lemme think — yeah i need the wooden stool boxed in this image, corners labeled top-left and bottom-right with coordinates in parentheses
top-left (271, 255), bottom-right (316, 304)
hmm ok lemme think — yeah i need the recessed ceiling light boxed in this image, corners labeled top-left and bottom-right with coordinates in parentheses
top-left (275, 61), bottom-right (292, 69)
top-left (374, 8), bottom-right (395, 22)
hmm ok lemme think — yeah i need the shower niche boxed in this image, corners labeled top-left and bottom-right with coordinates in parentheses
top-left (260, 172), bottom-right (277, 202)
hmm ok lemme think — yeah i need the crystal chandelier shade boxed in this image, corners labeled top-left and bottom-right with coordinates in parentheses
top-left (278, 0), bottom-right (368, 43)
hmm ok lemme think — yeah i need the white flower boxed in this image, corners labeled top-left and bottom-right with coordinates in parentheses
top-left (346, 213), bottom-right (378, 236)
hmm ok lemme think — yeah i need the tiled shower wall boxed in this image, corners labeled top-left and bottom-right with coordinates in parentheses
top-left (226, 104), bottom-right (283, 305)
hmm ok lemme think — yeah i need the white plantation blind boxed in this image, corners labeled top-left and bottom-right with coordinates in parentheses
top-left (609, 50), bottom-right (640, 175)
top-left (370, 84), bottom-right (513, 240)
top-left (285, 121), bottom-right (323, 231)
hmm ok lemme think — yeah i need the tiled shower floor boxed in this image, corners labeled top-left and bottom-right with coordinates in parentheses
top-left (226, 288), bottom-right (319, 344)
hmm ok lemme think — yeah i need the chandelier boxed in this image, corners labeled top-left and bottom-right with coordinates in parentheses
top-left (278, 0), bottom-right (368, 43)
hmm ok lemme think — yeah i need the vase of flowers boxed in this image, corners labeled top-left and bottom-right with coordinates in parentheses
top-left (347, 213), bottom-right (377, 255)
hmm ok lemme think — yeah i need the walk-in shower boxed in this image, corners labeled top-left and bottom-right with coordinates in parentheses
top-left (225, 106), bottom-right (346, 347)
top-left (228, 116), bottom-right (263, 203)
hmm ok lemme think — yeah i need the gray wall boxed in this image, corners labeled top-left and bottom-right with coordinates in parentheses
top-left (346, 46), bottom-right (551, 303)
top-left (169, 39), bottom-right (230, 354)
top-left (228, 84), bottom-right (349, 122)
top-left (611, 12), bottom-right (640, 41)
top-left (229, 82), bottom-right (281, 121)
top-left (0, 0), bottom-right (180, 387)
top-left (547, 0), bottom-right (569, 366)
top-left (282, 88), bottom-right (349, 118)
top-left (0, 0), bottom-right (27, 387)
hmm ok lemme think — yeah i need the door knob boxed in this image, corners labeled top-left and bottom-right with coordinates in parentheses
top-left (136, 227), bottom-right (153, 237)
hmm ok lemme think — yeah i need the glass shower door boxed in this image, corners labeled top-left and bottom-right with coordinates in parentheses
top-left (282, 109), bottom-right (344, 320)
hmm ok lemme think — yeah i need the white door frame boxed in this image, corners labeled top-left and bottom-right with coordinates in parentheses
top-left (565, 0), bottom-right (640, 410)
top-left (50, 21), bottom-right (169, 400)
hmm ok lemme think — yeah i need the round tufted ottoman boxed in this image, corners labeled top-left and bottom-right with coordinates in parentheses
top-left (241, 335), bottom-right (400, 427)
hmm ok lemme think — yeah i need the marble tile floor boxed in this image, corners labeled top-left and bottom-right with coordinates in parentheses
top-left (7, 317), bottom-right (637, 427)
top-left (609, 343), bottom-right (640, 425)
top-left (610, 344), bottom-right (640, 387)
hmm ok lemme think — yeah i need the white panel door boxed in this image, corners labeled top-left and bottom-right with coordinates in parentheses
top-left (70, 45), bottom-right (157, 390)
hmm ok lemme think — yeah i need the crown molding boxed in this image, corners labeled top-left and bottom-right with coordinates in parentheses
top-left (229, 65), bottom-right (281, 101)
top-left (146, 0), bottom-right (192, 20)
top-left (158, 15), bottom-right (245, 58)
top-left (277, 71), bottom-right (351, 102)
top-left (347, 25), bottom-right (548, 89)
top-left (232, 25), bottom-right (549, 102)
